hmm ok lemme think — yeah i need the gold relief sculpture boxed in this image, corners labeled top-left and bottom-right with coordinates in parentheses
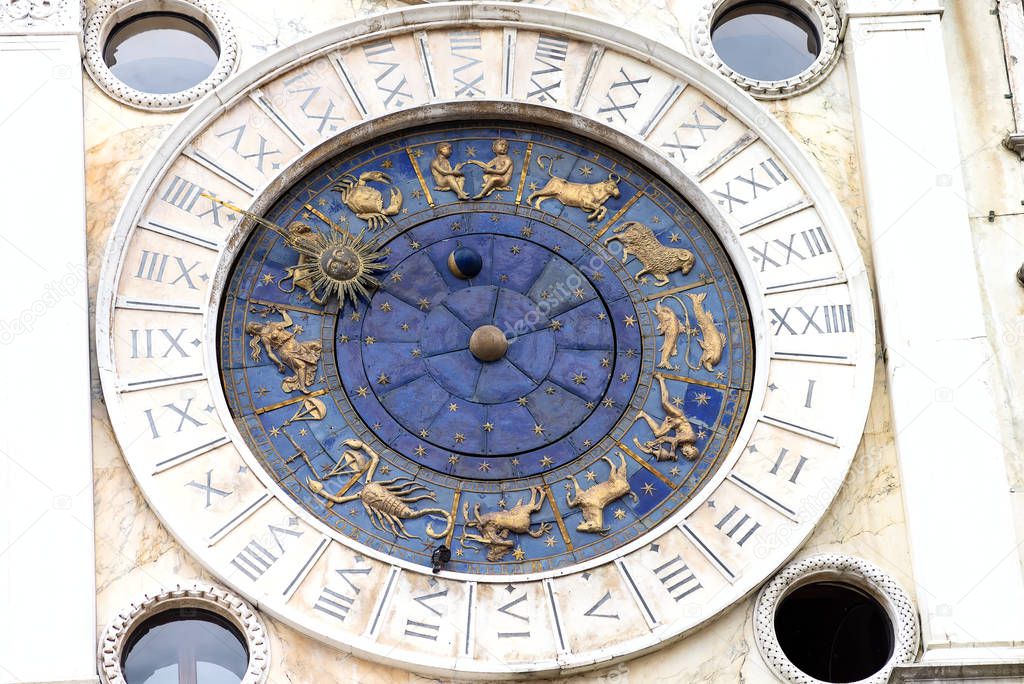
top-left (459, 486), bottom-right (552, 561)
top-left (603, 221), bottom-right (695, 286)
top-left (277, 222), bottom-right (324, 302)
top-left (526, 154), bottom-right (621, 222)
top-left (686, 292), bottom-right (726, 371)
top-left (653, 299), bottom-right (685, 370)
top-left (333, 171), bottom-right (403, 230)
top-left (246, 306), bottom-right (323, 394)
top-left (465, 138), bottom-right (514, 199)
top-left (565, 452), bottom-right (638, 534)
top-left (632, 373), bottom-right (698, 462)
top-left (430, 142), bottom-right (470, 199)
top-left (308, 439), bottom-right (454, 540)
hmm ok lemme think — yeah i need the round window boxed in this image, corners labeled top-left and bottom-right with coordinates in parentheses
top-left (102, 12), bottom-right (220, 95)
top-left (121, 608), bottom-right (249, 684)
top-left (711, 2), bottom-right (821, 82)
top-left (774, 581), bottom-right (895, 683)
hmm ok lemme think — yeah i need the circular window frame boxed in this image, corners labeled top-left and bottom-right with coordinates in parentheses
top-left (97, 582), bottom-right (270, 684)
top-left (753, 554), bottom-right (919, 684)
top-left (694, 0), bottom-right (842, 99)
top-left (84, 0), bottom-right (238, 112)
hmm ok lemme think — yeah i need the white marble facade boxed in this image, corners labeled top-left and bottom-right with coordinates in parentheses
top-left (4, 0), bottom-right (1024, 682)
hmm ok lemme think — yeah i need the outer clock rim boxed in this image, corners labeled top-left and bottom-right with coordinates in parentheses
top-left (94, 3), bottom-right (876, 677)
top-left (205, 105), bottom-right (769, 582)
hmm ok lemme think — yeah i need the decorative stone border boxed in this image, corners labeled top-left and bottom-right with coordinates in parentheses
top-left (83, 0), bottom-right (237, 111)
top-left (693, 0), bottom-right (843, 99)
top-left (753, 554), bottom-right (919, 684)
top-left (0, 0), bottom-right (80, 32)
top-left (97, 582), bottom-right (270, 683)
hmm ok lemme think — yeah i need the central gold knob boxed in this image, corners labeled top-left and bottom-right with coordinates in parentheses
top-left (469, 325), bottom-right (509, 362)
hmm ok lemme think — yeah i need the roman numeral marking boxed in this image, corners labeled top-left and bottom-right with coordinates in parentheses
top-left (769, 305), bottom-right (854, 336)
top-left (229, 522), bottom-right (304, 581)
top-left (527, 34), bottom-right (568, 103)
top-left (185, 469), bottom-right (232, 508)
top-left (597, 67), bottom-right (651, 123)
top-left (497, 592), bottom-right (530, 638)
top-left (314, 588), bottom-right (355, 621)
top-left (216, 124), bottom-right (282, 174)
top-left (660, 102), bottom-right (727, 161)
top-left (284, 72), bottom-right (346, 134)
top-left (748, 226), bottom-right (832, 271)
top-left (769, 447), bottom-right (809, 484)
top-left (134, 251), bottom-right (204, 289)
top-left (130, 328), bottom-right (192, 359)
top-left (711, 158), bottom-right (789, 213)
top-left (159, 175), bottom-right (231, 226)
top-left (653, 555), bottom-right (702, 601)
top-left (450, 30), bottom-right (484, 97)
top-left (403, 587), bottom-right (448, 640)
top-left (715, 505), bottom-right (761, 546)
top-left (583, 591), bottom-right (620, 619)
top-left (804, 379), bottom-right (816, 408)
top-left (363, 39), bottom-right (412, 108)
top-left (144, 398), bottom-right (206, 439)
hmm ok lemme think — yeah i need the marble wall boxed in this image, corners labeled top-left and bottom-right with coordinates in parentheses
top-left (81, 0), bottom-right (922, 681)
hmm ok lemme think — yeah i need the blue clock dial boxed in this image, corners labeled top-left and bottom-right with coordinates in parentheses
top-left (219, 124), bottom-right (753, 575)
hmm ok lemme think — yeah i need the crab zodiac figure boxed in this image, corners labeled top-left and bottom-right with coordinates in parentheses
top-left (307, 439), bottom-right (454, 540)
top-left (460, 486), bottom-right (552, 561)
top-left (333, 170), bottom-right (403, 230)
top-left (465, 138), bottom-right (514, 199)
top-left (632, 373), bottom-right (699, 462)
top-left (245, 306), bottom-right (322, 394)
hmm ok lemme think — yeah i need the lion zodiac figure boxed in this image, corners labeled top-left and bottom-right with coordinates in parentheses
top-left (603, 221), bottom-right (695, 286)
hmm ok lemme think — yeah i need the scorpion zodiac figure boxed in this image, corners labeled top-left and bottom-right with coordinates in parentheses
top-left (307, 439), bottom-right (454, 540)
top-left (565, 452), bottom-right (638, 534)
top-left (460, 486), bottom-right (552, 561)
top-left (332, 170), bottom-right (403, 230)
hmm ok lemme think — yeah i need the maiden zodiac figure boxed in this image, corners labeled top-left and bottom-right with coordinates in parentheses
top-left (466, 138), bottom-right (514, 199)
top-left (632, 373), bottom-right (699, 462)
top-left (430, 142), bottom-right (470, 199)
top-left (246, 307), bottom-right (322, 394)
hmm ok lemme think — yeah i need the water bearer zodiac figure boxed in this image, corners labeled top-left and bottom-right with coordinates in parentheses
top-left (465, 138), bottom-right (514, 199)
top-left (246, 305), bottom-right (322, 394)
top-left (307, 439), bottom-right (454, 540)
top-left (632, 373), bottom-right (699, 462)
top-left (430, 142), bottom-right (470, 200)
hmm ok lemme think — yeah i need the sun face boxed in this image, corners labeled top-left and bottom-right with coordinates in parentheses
top-left (285, 223), bottom-right (388, 307)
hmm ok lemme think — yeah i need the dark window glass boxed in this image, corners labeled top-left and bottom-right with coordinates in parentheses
top-left (774, 581), bottom-right (895, 683)
top-left (711, 2), bottom-right (820, 82)
top-left (103, 12), bottom-right (220, 94)
top-left (122, 608), bottom-right (249, 684)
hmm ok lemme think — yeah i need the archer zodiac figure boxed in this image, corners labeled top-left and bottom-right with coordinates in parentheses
top-left (565, 452), bottom-right (638, 534)
top-left (430, 142), bottom-right (470, 200)
top-left (632, 373), bottom-right (699, 462)
top-left (307, 439), bottom-right (454, 540)
top-left (333, 170), bottom-right (403, 230)
top-left (245, 307), bottom-right (322, 394)
top-left (460, 486), bottom-right (552, 561)
top-left (466, 138), bottom-right (514, 199)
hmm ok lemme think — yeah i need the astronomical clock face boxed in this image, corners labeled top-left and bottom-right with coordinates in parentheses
top-left (97, 8), bottom-right (874, 677)
top-left (219, 124), bottom-right (753, 575)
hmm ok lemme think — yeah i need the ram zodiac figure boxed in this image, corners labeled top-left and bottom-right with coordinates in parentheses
top-left (603, 220), bottom-right (696, 286)
top-left (526, 154), bottom-right (620, 222)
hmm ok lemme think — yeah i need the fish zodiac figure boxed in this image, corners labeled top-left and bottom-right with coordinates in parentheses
top-left (333, 171), bottom-right (403, 230)
top-left (686, 292), bottom-right (726, 371)
top-left (307, 440), bottom-right (454, 540)
top-left (633, 373), bottom-right (699, 462)
top-left (651, 292), bottom-right (727, 373)
top-left (460, 486), bottom-right (552, 561)
top-left (603, 221), bottom-right (695, 286)
top-left (565, 452), bottom-right (638, 534)
top-left (526, 154), bottom-right (620, 221)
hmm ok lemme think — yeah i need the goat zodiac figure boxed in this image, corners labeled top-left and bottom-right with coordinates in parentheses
top-left (307, 440), bottom-right (454, 540)
top-left (460, 486), bottom-right (552, 561)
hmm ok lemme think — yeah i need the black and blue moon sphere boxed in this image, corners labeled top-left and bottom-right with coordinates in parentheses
top-left (219, 123), bottom-right (754, 575)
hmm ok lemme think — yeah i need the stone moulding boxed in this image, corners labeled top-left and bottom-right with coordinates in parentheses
top-left (83, 0), bottom-right (237, 111)
top-left (0, 0), bottom-right (80, 32)
top-left (753, 554), bottom-right (920, 684)
top-left (97, 582), bottom-right (270, 683)
top-left (694, 0), bottom-right (843, 99)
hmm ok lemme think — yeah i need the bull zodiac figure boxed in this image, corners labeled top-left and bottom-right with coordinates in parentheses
top-left (332, 171), bottom-right (403, 230)
top-left (565, 452), bottom-right (638, 534)
top-left (307, 440), bottom-right (453, 540)
top-left (603, 221), bottom-right (695, 286)
top-left (460, 486), bottom-right (552, 561)
top-left (633, 373), bottom-right (699, 462)
top-left (526, 154), bottom-right (620, 221)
